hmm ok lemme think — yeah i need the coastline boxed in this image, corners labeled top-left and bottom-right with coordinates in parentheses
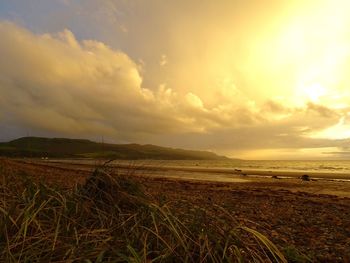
top-left (1, 157), bottom-right (350, 261)
top-left (8, 158), bottom-right (350, 198)
top-left (41, 158), bottom-right (350, 180)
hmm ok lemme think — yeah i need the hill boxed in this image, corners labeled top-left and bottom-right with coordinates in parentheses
top-left (0, 137), bottom-right (229, 160)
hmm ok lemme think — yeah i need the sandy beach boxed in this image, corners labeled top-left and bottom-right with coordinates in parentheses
top-left (28, 158), bottom-right (350, 198)
top-left (1, 158), bottom-right (350, 261)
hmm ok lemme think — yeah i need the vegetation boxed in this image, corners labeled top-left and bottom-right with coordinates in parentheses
top-left (300, 175), bottom-right (310, 181)
top-left (0, 137), bottom-right (229, 160)
top-left (0, 163), bottom-right (287, 262)
top-left (282, 246), bottom-right (312, 263)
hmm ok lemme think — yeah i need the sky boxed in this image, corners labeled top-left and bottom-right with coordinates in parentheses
top-left (1, 0), bottom-right (350, 159)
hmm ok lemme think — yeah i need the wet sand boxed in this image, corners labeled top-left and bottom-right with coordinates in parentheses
top-left (42, 158), bottom-right (350, 180)
top-left (22, 158), bottom-right (350, 198)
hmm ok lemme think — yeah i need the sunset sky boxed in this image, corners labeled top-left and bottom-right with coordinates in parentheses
top-left (1, 0), bottom-right (350, 159)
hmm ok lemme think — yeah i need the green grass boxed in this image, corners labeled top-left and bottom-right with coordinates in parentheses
top-left (0, 164), bottom-right (287, 262)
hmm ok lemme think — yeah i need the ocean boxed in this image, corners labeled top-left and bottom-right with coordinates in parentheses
top-left (56, 159), bottom-right (350, 174)
top-left (103, 159), bottom-right (350, 173)
top-left (45, 158), bottom-right (350, 181)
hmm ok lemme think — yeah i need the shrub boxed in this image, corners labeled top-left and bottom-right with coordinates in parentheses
top-left (0, 165), bottom-right (287, 262)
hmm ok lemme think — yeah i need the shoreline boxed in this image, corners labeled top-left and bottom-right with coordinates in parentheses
top-left (36, 158), bottom-right (350, 181)
top-left (1, 157), bottom-right (350, 261)
top-left (7, 158), bottom-right (350, 198)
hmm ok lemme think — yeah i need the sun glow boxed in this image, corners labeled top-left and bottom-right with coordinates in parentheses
top-left (298, 83), bottom-right (327, 102)
top-left (238, 0), bottom-right (350, 108)
top-left (2, 1), bottom-right (350, 159)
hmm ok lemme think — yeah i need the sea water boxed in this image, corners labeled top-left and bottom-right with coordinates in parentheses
top-left (88, 159), bottom-right (350, 174)
top-left (48, 159), bottom-right (350, 173)
top-left (46, 158), bottom-right (350, 181)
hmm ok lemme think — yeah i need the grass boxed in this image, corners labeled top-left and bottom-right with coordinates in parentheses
top-left (0, 162), bottom-right (288, 262)
top-left (282, 246), bottom-right (312, 263)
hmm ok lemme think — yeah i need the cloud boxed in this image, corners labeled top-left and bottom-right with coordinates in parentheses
top-left (185, 93), bottom-right (204, 109)
top-left (159, 54), bottom-right (168, 66)
top-left (59, 0), bottom-right (71, 5)
top-left (323, 151), bottom-right (350, 156)
top-left (0, 21), bottom-right (197, 140)
top-left (0, 21), bottom-right (255, 141)
top-left (1, 21), bottom-right (349, 158)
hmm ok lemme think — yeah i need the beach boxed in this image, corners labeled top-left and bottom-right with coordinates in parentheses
top-left (31, 158), bottom-right (350, 197)
top-left (1, 157), bottom-right (350, 261)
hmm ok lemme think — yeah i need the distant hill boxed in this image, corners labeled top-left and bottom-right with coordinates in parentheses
top-left (0, 137), bottom-right (230, 160)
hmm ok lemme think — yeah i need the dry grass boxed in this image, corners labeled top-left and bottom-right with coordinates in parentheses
top-left (0, 162), bottom-right (291, 262)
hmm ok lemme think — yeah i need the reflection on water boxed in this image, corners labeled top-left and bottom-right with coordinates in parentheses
top-left (47, 159), bottom-right (350, 174)
top-left (144, 171), bottom-right (250, 183)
